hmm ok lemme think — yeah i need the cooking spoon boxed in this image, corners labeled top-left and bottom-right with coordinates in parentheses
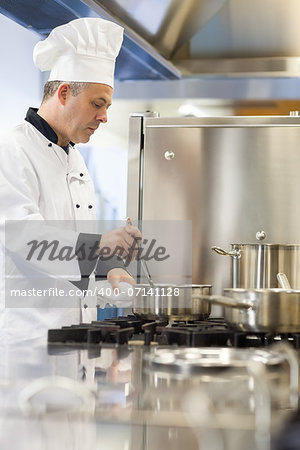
top-left (126, 218), bottom-right (154, 288)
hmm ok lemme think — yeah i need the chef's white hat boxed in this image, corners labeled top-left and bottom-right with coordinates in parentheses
top-left (33, 17), bottom-right (124, 88)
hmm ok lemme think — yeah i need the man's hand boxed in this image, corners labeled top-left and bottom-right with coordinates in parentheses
top-left (98, 223), bottom-right (142, 262)
top-left (107, 267), bottom-right (135, 293)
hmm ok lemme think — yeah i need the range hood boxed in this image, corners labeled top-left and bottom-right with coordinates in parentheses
top-left (0, 0), bottom-right (181, 80)
top-left (91, 0), bottom-right (300, 78)
top-left (2, 0), bottom-right (300, 79)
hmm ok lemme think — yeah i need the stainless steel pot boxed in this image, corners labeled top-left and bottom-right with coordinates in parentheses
top-left (212, 243), bottom-right (300, 289)
top-left (133, 284), bottom-right (212, 321)
top-left (204, 288), bottom-right (300, 332)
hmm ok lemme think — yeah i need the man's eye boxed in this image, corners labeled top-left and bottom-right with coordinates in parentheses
top-left (94, 103), bottom-right (101, 108)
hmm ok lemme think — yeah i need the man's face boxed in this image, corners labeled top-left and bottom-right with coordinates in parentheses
top-left (62, 83), bottom-right (113, 144)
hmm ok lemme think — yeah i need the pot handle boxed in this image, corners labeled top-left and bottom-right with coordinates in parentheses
top-left (201, 295), bottom-right (254, 310)
top-left (277, 273), bottom-right (292, 290)
top-left (211, 246), bottom-right (241, 258)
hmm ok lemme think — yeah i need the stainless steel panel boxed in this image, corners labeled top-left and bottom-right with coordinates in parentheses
top-left (131, 116), bottom-right (300, 293)
top-left (127, 116), bottom-right (143, 220)
top-left (145, 115), bottom-right (300, 126)
top-left (127, 113), bottom-right (160, 220)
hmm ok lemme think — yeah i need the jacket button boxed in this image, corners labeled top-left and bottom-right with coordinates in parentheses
top-left (48, 143), bottom-right (52, 147)
top-left (80, 173), bottom-right (84, 177)
top-left (88, 205), bottom-right (93, 209)
top-left (76, 204), bottom-right (80, 208)
top-left (83, 304), bottom-right (88, 309)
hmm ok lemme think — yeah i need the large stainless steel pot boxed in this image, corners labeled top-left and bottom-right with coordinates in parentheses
top-left (204, 288), bottom-right (300, 332)
top-left (212, 243), bottom-right (300, 289)
top-left (133, 284), bottom-right (212, 321)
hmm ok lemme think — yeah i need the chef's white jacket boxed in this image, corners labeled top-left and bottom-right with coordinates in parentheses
top-left (0, 120), bottom-right (101, 344)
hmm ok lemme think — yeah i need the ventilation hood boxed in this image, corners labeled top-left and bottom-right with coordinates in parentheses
top-left (2, 0), bottom-right (300, 80)
top-left (90, 0), bottom-right (300, 78)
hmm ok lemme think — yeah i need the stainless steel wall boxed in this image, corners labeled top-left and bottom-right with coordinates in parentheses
top-left (127, 115), bottom-right (300, 294)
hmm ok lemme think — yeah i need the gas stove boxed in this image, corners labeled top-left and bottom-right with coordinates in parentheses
top-left (48, 314), bottom-right (300, 349)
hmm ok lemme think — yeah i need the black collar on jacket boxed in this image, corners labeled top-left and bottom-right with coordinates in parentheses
top-left (25, 107), bottom-right (74, 154)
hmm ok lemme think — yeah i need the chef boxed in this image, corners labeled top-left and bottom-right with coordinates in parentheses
top-left (0, 17), bottom-right (141, 345)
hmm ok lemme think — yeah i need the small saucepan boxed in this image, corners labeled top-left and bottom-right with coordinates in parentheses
top-left (133, 284), bottom-right (212, 321)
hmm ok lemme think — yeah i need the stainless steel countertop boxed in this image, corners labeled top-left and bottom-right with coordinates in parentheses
top-left (0, 339), bottom-right (298, 450)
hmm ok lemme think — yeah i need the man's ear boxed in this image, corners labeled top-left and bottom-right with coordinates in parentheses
top-left (57, 83), bottom-right (70, 105)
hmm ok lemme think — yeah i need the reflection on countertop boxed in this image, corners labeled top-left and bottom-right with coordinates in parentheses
top-left (0, 337), bottom-right (299, 450)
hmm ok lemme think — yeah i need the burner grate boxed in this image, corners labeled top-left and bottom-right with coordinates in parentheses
top-left (48, 315), bottom-right (300, 349)
top-left (158, 327), bottom-right (233, 347)
top-left (48, 315), bottom-right (167, 346)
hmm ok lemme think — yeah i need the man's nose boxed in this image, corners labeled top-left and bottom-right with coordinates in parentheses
top-left (96, 109), bottom-right (108, 123)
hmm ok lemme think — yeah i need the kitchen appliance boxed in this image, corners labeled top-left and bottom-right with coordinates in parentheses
top-left (127, 114), bottom-right (300, 294)
top-left (212, 242), bottom-right (300, 289)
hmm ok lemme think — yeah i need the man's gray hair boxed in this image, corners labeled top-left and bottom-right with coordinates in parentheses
top-left (42, 81), bottom-right (91, 102)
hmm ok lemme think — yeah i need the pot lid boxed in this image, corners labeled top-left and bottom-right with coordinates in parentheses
top-left (146, 347), bottom-right (285, 374)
